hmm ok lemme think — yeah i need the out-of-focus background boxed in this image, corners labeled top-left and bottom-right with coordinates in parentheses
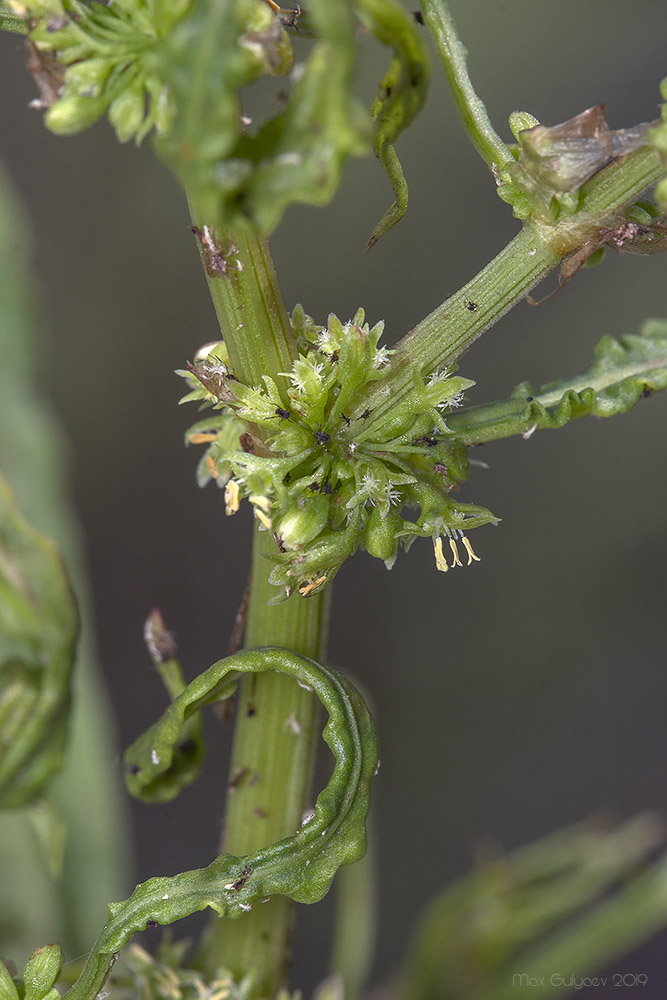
top-left (1, 0), bottom-right (666, 992)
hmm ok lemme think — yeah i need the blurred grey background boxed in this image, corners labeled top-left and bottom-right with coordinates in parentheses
top-left (1, 0), bottom-right (667, 993)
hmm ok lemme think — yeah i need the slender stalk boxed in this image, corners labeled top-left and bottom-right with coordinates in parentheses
top-left (419, 0), bottom-right (511, 171)
top-left (351, 221), bottom-right (558, 439)
top-left (350, 144), bottom-right (662, 439)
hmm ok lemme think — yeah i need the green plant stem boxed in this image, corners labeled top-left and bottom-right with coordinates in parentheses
top-left (351, 221), bottom-right (558, 440)
top-left (184, 209), bottom-right (332, 993)
top-left (198, 526), bottom-right (331, 993)
top-left (186, 204), bottom-right (297, 398)
top-left (351, 144), bottom-right (662, 439)
top-left (418, 0), bottom-right (511, 171)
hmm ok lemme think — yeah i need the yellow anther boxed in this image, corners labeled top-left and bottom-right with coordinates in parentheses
top-left (461, 535), bottom-right (481, 565)
top-left (189, 431), bottom-right (218, 445)
top-left (433, 537), bottom-right (449, 572)
top-left (224, 479), bottom-right (240, 515)
top-left (206, 455), bottom-right (219, 480)
top-left (249, 494), bottom-right (272, 513)
top-left (449, 537), bottom-right (463, 567)
top-left (194, 341), bottom-right (224, 361)
top-left (254, 509), bottom-right (273, 530)
top-left (298, 574), bottom-right (327, 597)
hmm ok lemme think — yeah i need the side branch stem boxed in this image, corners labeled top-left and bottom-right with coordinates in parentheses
top-left (351, 222), bottom-right (558, 438)
top-left (419, 0), bottom-right (510, 171)
top-left (352, 144), bottom-right (662, 439)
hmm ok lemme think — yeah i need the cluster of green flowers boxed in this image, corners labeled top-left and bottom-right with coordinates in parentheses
top-left (13, 0), bottom-right (191, 140)
top-left (12, 0), bottom-right (293, 143)
top-left (179, 306), bottom-right (497, 600)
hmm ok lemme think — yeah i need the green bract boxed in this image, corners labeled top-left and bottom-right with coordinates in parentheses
top-left (498, 105), bottom-right (653, 224)
top-left (179, 306), bottom-right (497, 599)
top-left (448, 318), bottom-right (667, 445)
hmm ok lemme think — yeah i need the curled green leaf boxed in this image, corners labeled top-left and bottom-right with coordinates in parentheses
top-left (418, 0), bottom-right (510, 176)
top-left (447, 318), bottom-right (667, 445)
top-left (60, 646), bottom-right (377, 1000)
top-left (359, 0), bottom-right (430, 249)
top-left (164, 0), bottom-right (370, 234)
top-left (0, 474), bottom-right (78, 808)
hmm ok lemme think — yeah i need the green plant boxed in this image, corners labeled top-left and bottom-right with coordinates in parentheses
top-left (1, 1), bottom-right (667, 998)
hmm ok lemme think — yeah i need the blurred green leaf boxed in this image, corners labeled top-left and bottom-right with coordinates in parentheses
top-left (0, 159), bottom-right (131, 962)
top-left (401, 815), bottom-right (667, 1000)
top-left (0, 473), bottom-right (78, 808)
top-left (360, 0), bottom-right (430, 249)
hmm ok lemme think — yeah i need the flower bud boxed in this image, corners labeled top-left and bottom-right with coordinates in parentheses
top-left (508, 110), bottom-right (540, 141)
top-left (656, 176), bottom-right (667, 214)
top-left (109, 85), bottom-right (147, 143)
top-left (61, 57), bottom-right (112, 97)
top-left (363, 507), bottom-right (401, 568)
top-left (45, 92), bottom-right (108, 135)
top-left (277, 495), bottom-right (329, 549)
top-left (337, 320), bottom-right (373, 400)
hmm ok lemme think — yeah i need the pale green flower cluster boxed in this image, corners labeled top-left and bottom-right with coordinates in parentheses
top-left (179, 307), bottom-right (497, 600)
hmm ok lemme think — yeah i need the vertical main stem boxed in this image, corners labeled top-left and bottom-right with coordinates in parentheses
top-left (199, 526), bottom-right (331, 991)
top-left (185, 205), bottom-right (331, 994)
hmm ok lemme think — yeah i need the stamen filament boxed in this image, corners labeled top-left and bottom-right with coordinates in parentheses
top-left (461, 534), bottom-right (481, 564)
